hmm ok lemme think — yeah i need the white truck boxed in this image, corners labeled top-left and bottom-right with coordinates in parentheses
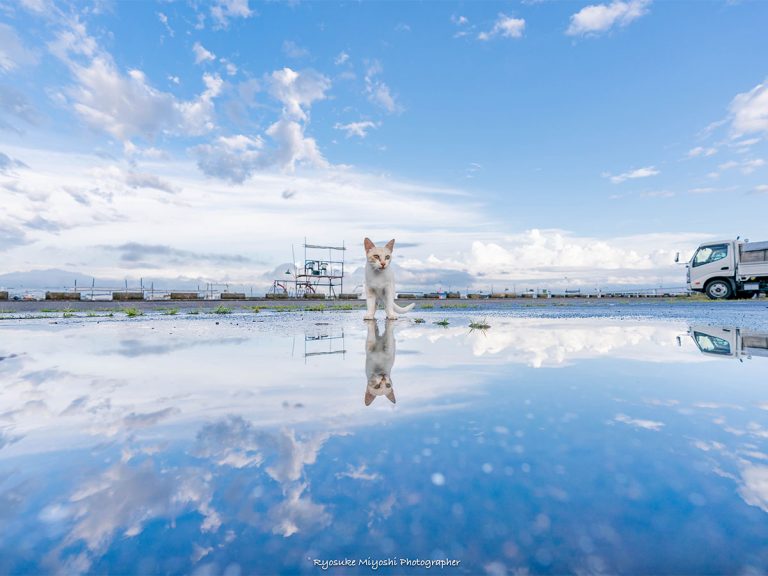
top-left (688, 325), bottom-right (768, 360)
top-left (680, 239), bottom-right (768, 299)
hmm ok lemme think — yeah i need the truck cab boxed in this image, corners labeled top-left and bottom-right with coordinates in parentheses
top-left (688, 325), bottom-right (768, 360)
top-left (686, 239), bottom-right (768, 299)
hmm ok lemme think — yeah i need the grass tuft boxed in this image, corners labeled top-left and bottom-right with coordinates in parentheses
top-left (305, 304), bottom-right (326, 312)
top-left (434, 318), bottom-right (450, 327)
top-left (212, 305), bottom-right (232, 314)
top-left (124, 307), bottom-right (143, 317)
top-left (413, 318), bottom-right (426, 324)
top-left (163, 308), bottom-right (179, 315)
top-left (469, 319), bottom-right (491, 330)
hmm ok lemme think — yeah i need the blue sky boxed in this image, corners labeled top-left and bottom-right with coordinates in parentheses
top-left (1, 0), bottom-right (767, 291)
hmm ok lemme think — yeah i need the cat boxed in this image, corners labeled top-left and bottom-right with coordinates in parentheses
top-left (363, 238), bottom-right (415, 320)
top-left (365, 319), bottom-right (396, 405)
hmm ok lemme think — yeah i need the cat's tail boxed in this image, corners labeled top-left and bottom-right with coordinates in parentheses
top-left (392, 302), bottom-right (415, 314)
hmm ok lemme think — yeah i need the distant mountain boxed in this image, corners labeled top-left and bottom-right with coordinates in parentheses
top-left (0, 269), bottom-right (240, 291)
top-left (0, 269), bottom-right (106, 290)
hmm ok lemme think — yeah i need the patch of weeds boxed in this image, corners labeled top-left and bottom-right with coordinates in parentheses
top-left (41, 308), bottom-right (56, 313)
top-left (107, 312), bottom-right (114, 317)
top-left (434, 319), bottom-right (450, 327)
top-left (87, 311), bottom-right (97, 317)
top-left (273, 306), bottom-right (299, 312)
top-left (335, 303), bottom-right (357, 311)
top-left (163, 308), bottom-right (179, 316)
top-left (212, 305), bottom-right (232, 314)
top-left (420, 303), bottom-right (435, 309)
top-left (248, 306), bottom-right (261, 313)
top-left (413, 318), bottom-right (426, 324)
top-left (305, 304), bottom-right (326, 312)
top-left (469, 319), bottom-right (491, 330)
top-left (187, 310), bottom-right (200, 315)
top-left (63, 311), bottom-right (75, 318)
top-left (124, 307), bottom-right (143, 317)
top-left (443, 303), bottom-right (469, 309)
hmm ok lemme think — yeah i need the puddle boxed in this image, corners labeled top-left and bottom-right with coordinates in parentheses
top-left (1, 316), bottom-right (767, 574)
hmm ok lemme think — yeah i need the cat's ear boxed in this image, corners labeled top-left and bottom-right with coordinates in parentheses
top-left (385, 239), bottom-right (395, 251)
top-left (365, 390), bottom-right (376, 406)
top-left (364, 238), bottom-right (375, 252)
top-left (385, 389), bottom-right (396, 404)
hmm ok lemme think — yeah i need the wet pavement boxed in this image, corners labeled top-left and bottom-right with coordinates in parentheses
top-left (1, 305), bottom-right (767, 574)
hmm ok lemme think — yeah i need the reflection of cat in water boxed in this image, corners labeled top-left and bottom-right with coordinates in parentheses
top-left (365, 319), bottom-right (396, 406)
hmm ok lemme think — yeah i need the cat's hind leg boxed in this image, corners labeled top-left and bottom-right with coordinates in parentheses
top-left (384, 287), bottom-right (398, 320)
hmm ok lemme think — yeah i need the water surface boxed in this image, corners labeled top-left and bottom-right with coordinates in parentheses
top-left (1, 314), bottom-right (767, 574)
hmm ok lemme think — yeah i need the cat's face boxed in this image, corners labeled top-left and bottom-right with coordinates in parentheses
top-left (365, 373), bottom-right (395, 406)
top-left (364, 238), bottom-right (395, 271)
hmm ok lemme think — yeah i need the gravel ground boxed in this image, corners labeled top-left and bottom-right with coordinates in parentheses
top-left (2, 298), bottom-right (767, 330)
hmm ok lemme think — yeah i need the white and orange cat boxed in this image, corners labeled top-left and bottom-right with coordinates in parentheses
top-left (365, 319), bottom-right (396, 405)
top-left (363, 238), bottom-right (415, 320)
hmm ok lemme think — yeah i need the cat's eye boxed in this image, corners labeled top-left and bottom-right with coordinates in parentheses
top-left (385, 383), bottom-right (391, 388)
top-left (374, 384), bottom-right (381, 389)
top-left (374, 255), bottom-right (380, 260)
top-left (385, 255), bottom-right (390, 260)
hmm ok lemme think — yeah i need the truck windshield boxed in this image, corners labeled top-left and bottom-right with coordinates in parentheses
top-left (692, 244), bottom-right (728, 267)
top-left (693, 332), bottom-right (732, 355)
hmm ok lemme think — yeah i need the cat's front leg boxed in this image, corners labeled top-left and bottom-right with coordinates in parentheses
top-left (384, 286), bottom-right (397, 320)
top-left (366, 319), bottom-right (378, 350)
top-left (364, 288), bottom-right (377, 320)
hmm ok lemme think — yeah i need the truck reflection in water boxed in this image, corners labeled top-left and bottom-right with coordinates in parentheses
top-left (689, 326), bottom-right (768, 360)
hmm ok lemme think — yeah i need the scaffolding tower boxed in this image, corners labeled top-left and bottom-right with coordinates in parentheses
top-left (272, 239), bottom-right (346, 298)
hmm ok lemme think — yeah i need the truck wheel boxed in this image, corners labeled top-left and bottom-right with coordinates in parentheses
top-left (705, 279), bottom-right (733, 300)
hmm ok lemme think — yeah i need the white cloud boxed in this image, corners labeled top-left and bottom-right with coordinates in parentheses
top-left (157, 12), bottom-right (174, 37)
top-left (0, 142), bottom-right (709, 290)
top-left (0, 23), bottom-right (38, 73)
top-left (336, 464), bottom-right (381, 481)
top-left (124, 171), bottom-right (179, 194)
top-left (640, 190), bottom-right (674, 198)
top-left (566, 0), bottom-right (650, 37)
top-left (452, 15), bottom-right (469, 26)
top-left (0, 150), bottom-right (28, 173)
top-left (50, 21), bottom-right (222, 143)
top-left (334, 120), bottom-right (379, 138)
top-left (728, 80), bottom-right (768, 138)
top-left (221, 58), bottom-right (238, 76)
top-left (753, 184), bottom-right (768, 195)
top-left (282, 40), bottom-right (309, 59)
top-left (614, 413), bottom-right (664, 431)
top-left (364, 62), bottom-right (400, 113)
top-left (264, 117), bottom-right (327, 171)
top-left (478, 14), bottom-right (526, 41)
top-left (268, 67), bottom-right (330, 122)
top-left (604, 165), bottom-right (659, 183)
top-left (334, 51), bottom-right (349, 66)
top-left (718, 158), bottom-right (765, 174)
top-left (688, 187), bottom-right (719, 194)
top-left (210, 0), bottom-right (254, 29)
top-left (687, 146), bottom-right (717, 158)
top-left (192, 41), bottom-right (216, 64)
top-left (738, 464), bottom-right (768, 514)
top-left (193, 134), bottom-right (264, 183)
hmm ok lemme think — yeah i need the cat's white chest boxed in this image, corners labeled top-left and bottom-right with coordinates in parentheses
top-left (365, 266), bottom-right (392, 296)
